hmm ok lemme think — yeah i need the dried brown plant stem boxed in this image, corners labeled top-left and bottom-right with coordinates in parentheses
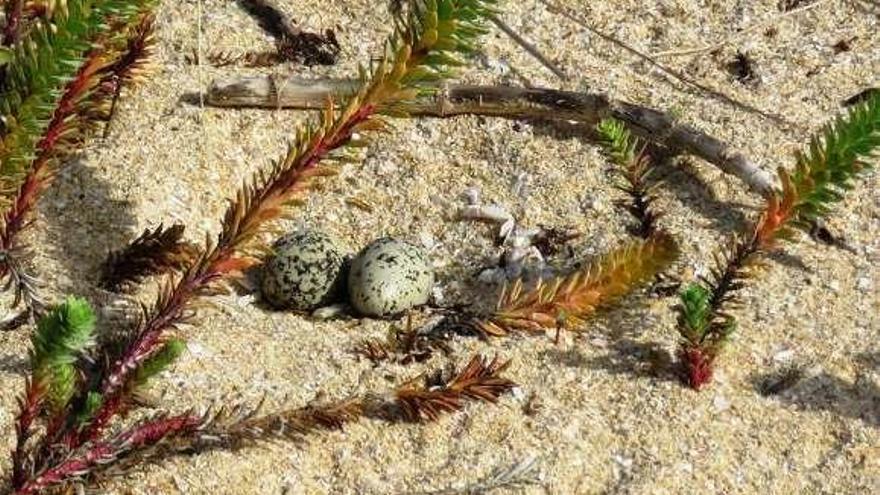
top-left (202, 355), bottom-right (513, 445)
top-left (487, 13), bottom-right (567, 80)
top-left (100, 223), bottom-right (199, 291)
top-left (207, 76), bottom-right (776, 197)
top-left (649, 0), bottom-right (832, 58)
top-left (39, 355), bottom-right (513, 489)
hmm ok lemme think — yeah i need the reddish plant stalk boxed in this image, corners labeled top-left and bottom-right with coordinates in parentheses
top-left (77, 102), bottom-right (377, 446)
top-left (7, 54), bottom-right (106, 471)
top-left (3, 0), bottom-right (24, 45)
top-left (14, 412), bottom-right (203, 495)
top-left (680, 346), bottom-right (713, 390)
top-left (0, 53), bottom-right (104, 276)
top-left (11, 379), bottom-right (46, 487)
top-left (0, 17), bottom-right (154, 283)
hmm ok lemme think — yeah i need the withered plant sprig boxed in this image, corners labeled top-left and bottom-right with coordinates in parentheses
top-left (676, 91), bottom-right (880, 390)
top-left (16, 355), bottom-right (512, 493)
top-left (100, 223), bottom-right (199, 291)
top-left (9, 1), bottom-right (500, 492)
top-left (354, 314), bottom-right (451, 365)
top-left (477, 233), bottom-right (679, 336)
top-left (596, 117), bottom-right (662, 238)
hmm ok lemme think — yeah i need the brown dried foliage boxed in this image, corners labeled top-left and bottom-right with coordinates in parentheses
top-left (354, 315), bottom-right (451, 365)
top-left (477, 233), bottom-right (679, 336)
top-left (615, 149), bottom-right (662, 239)
top-left (100, 224), bottom-right (199, 291)
top-left (394, 355), bottom-right (514, 422)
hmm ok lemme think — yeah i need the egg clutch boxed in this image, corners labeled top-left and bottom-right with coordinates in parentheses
top-left (260, 229), bottom-right (435, 318)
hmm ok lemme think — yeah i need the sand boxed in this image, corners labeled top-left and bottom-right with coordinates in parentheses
top-left (1, 0), bottom-right (879, 493)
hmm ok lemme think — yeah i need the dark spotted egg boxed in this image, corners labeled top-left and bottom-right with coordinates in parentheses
top-left (347, 237), bottom-right (434, 318)
top-left (260, 230), bottom-right (346, 311)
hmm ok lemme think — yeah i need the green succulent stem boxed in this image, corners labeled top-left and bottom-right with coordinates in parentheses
top-left (0, 0), bottom-right (153, 193)
top-left (11, 3), bottom-right (501, 492)
top-left (676, 92), bottom-right (880, 390)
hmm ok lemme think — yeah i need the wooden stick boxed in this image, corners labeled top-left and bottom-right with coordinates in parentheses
top-left (205, 76), bottom-right (776, 197)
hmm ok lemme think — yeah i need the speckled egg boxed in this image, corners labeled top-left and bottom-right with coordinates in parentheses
top-left (260, 230), bottom-right (346, 311)
top-left (348, 238), bottom-right (434, 318)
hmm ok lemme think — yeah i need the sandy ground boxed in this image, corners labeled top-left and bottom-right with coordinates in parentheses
top-left (2, 0), bottom-right (880, 493)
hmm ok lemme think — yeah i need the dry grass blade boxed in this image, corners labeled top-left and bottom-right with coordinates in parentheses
top-left (75, 354), bottom-right (515, 485)
top-left (413, 456), bottom-right (542, 494)
top-left (478, 233), bottom-right (679, 335)
top-left (395, 355), bottom-right (514, 422)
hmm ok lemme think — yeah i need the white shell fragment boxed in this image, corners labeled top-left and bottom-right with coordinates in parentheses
top-left (348, 238), bottom-right (434, 318)
top-left (458, 204), bottom-right (513, 224)
top-left (260, 230), bottom-right (346, 311)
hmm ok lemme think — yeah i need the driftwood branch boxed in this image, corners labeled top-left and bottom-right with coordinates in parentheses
top-left (205, 76), bottom-right (776, 197)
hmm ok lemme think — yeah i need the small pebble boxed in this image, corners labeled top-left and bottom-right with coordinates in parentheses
top-left (348, 238), bottom-right (434, 318)
top-left (713, 395), bottom-right (731, 413)
top-left (772, 346), bottom-right (795, 364)
top-left (311, 303), bottom-right (349, 320)
top-left (260, 230), bottom-right (346, 311)
top-left (462, 187), bottom-right (481, 205)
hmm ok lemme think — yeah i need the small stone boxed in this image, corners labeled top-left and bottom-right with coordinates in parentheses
top-left (418, 230), bottom-right (436, 250)
top-left (582, 196), bottom-right (597, 212)
top-left (462, 187), bottom-right (481, 205)
top-left (612, 454), bottom-right (633, 471)
top-left (478, 267), bottom-right (506, 285)
top-left (260, 230), bottom-right (346, 311)
top-left (772, 346), bottom-right (795, 363)
top-left (713, 395), bottom-right (731, 413)
top-left (186, 341), bottom-right (210, 358)
top-left (348, 238), bottom-right (434, 318)
top-left (311, 303), bottom-right (348, 320)
top-left (857, 276), bottom-right (872, 292)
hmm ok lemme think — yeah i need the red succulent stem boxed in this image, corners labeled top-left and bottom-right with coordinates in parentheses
top-left (680, 346), bottom-right (714, 390)
top-left (75, 103), bottom-right (377, 446)
top-left (11, 379), bottom-right (46, 487)
top-left (3, 0), bottom-right (24, 46)
top-left (0, 53), bottom-right (103, 274)
top-left (14, 412), bottom-right (203, 494)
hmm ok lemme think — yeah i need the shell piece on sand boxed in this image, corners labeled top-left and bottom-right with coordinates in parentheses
top-left (347, 238), bottom-right (434, 318)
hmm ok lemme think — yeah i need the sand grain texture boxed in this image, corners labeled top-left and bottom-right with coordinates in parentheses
top-left (1, 0), bottom-right (879, 494)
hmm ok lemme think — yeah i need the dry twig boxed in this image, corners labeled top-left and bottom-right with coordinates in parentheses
top-left (206, 76), bottom-right (776, 197)
top-left (539, 0), bottom-right (799, 131)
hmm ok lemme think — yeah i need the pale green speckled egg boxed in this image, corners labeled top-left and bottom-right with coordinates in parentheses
top-left (261, 230), bottom-right (346, 311)
top-left (348, 238), bottom-right (434, 318)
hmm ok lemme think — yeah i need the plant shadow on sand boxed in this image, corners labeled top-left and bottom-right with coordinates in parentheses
top-left (40, 156), bottom-right (138, 295)
top-left (538, 297), bottom-right (681, 384)
top-left (752, 352), bottom-right (880, 428)
top-left (0, 353), bottom-right (28, 375)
